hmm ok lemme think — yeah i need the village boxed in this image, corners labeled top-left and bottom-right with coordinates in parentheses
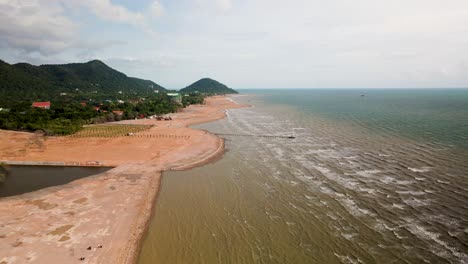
top-left (0, 90), bottom-right (204, 136)
top-left (29, 92), bottom-right (182, 120)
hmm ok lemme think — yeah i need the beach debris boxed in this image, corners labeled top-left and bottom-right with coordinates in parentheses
top-left (79, 257), bottom-right (85, 261)
top-left (127, 132), bottom-right (135, 136)
top-left (97, 244), bottom-right (103, 248)
top-left (86, 246), bottom-right (92, 250)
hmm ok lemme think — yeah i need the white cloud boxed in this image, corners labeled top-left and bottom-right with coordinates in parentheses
top-left (0, 0), bottom-right (76, 55)
top-left (66, 0), bottom-right (147, 27)
top-left (150, 1), bottom-right (165, 18)
top-left (0, 0), bottom-right (156, 58)
top-left (2, 0), bottom-right (468, 88)
top-left (217, 0), bottom-right (231, 11)
top-left (193, 0), bottom-right (232, 12)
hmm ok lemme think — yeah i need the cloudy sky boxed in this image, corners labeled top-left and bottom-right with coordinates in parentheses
top-left (1, 0), bottom-right (468, 89)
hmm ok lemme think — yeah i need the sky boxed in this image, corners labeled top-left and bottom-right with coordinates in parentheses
top-left (1, 0), bottom-right (468, 89)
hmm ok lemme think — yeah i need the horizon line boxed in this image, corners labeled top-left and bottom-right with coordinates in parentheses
top-left (229, 87), bottom-right (468, 90)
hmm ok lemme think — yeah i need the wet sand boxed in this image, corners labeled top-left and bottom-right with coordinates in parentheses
top-left (0, 96), bottom-right (245, 264)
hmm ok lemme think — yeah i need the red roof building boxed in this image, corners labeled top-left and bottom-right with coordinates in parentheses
top-left (112, 110), bottom-right (124, 116)
top-left (32, 101), bottom-right (51, 109)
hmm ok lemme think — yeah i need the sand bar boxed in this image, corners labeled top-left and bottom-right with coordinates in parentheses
top-left (0, 96), bottom-right (245, 264)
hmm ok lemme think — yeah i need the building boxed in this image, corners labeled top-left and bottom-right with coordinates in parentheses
top-left (112, 110), bottom-right (124, 116)
top-left (32, 101), bottom-right (51, 109)
top-left (167, 93), bottom-right (182, 103)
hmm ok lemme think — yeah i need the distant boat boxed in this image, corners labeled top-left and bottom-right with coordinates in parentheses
top-left (360, 94), bottom-right (366, 97)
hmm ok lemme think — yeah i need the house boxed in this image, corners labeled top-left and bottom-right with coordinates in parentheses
top-left (80, 102), bottom-right (87, 106)
top-left (93, 106), bottom-right (100, 111)
top-left (32, 101), bottom-right (51, 109)
top-left (117, 100), bottom-right (125, 104)
top-left (167, 93), bottom-right (182, 103)
top-left (112, 110), bottom-right (124, 116)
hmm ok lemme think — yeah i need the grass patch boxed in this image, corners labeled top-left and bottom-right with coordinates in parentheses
top-left (70, 124), bottom-right (153, 138)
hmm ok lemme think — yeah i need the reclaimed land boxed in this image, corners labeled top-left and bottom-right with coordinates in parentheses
top-left (0, 96), bottom-right (246, 264)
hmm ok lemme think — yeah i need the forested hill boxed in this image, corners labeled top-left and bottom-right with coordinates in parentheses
top-left (180, 78), bottom-right (238, 95)
top-left (0, 59), bottom-right (165, 106)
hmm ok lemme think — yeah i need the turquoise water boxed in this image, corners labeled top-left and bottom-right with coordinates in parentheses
top-left (246, 89), bottom-right (468, 149)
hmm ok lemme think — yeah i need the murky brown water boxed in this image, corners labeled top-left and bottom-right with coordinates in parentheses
top-left (0, 165), bottom-right (110, 198)
top-left (139, 93), bottom-right (468, 264)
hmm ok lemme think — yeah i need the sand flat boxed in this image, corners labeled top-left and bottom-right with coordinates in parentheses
top-left (0, 96), bottom-right (245, 264)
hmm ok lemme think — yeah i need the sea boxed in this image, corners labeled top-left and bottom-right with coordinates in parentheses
top-left (139, 89), bottom-right (468, 264)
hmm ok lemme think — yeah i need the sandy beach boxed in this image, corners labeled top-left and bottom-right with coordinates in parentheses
top-left (0, 96), bottom-right (245, 264)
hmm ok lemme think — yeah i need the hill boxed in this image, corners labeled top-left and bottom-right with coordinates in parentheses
top-left (180, 78), bottom-right (238, 95)
top-left (0, 59), bottom-right (165, 106)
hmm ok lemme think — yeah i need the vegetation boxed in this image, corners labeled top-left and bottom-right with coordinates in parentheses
top-left (0, 59), bottom-right (166, 107)
top-left (180, 78), bottom-right (238, 95)
top-left (0, 59), bottom-right (228, 136)
top-left (0, 93), bottom-right (182, 135)
top-left (182, 93), bottom-right (205, 107)
top-left (71, 125), bottom-right (153, 138)
top-left (0, 102), bottom-right (95, 135)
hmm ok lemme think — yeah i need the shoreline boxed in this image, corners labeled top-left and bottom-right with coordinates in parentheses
top-left (129, 138), bottom-right (227, 264)
top-left (0, 96), bottom-right (247, 264)
top-left (126, 128), bottom-right (229, 264)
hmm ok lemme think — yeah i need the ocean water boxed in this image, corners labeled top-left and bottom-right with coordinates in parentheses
top-left (139, 89), bottom-right (468, 264)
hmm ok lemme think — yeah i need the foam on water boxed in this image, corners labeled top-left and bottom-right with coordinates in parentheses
top-left (140, 91), bottom-right (468, 264)
top-left (408, 167), bottom-right (432, 173)
top-left (405, 222), bottom-right (468, 262)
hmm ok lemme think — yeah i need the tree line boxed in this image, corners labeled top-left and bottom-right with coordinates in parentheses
top-left (0, 93), bottom-right (204, 135)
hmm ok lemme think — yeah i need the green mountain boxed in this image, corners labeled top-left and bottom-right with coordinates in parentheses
top-left (0, 59), bottom-right (165, 106)
top-left (180, 78), bottom-right (238, 95)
